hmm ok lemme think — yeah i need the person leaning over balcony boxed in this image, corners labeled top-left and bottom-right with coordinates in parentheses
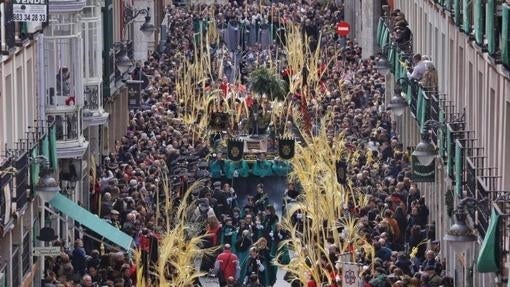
top-left (407, 54), bottom-right (427, 82)
top-left (419, 60), bottom-right (438, 94)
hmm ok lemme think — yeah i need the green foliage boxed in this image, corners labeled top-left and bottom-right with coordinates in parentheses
top-left (248, 67), bottom-right (288, 101)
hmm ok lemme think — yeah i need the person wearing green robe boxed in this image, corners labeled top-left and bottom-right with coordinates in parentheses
top-left (252, 158), bottom-right (273, 177)
top-left (253, 215), bottom-right (266, 241)
top-left (220, 218), bottom-right (238, 253)
top-left (209, 154), bottom-right (224, 178)
top-left (224, 160), bottom-right (250, 179)
top-left (235, 229), bottom-right (253, 277)
top-left (271, 159), bottom-right (291, 177)
top-left (262, 207), bottom-right (281, 286)
top-left (254, 184), bottom-right (269, 214)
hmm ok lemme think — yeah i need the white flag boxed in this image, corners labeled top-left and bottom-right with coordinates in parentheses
top-left (342, 263), bottom-right (361, 287)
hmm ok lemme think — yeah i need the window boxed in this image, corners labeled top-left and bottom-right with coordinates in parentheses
top-left (449, 39), bottom-right (455, 97)
top-left (26, 59), bottom-right (34, 124)
top-left (441, 33), bottom-right (446, 90)
top-left (434, 27), bottom-right (439, 66)
top-left (490, 88), bottom-right (498, 166)
top-left (44, 14), bottom-right (83, 107)
top-left (477, 71), bottom-right (484, 146)
top-left (505, 102), bottom-right (510, 190)
top-left (16, 67), bottom-right (24, 138)
top-left (5, 74), bottom-right (13, 147)
top-left (428, 22), bottom-right (432, 55)
top-left (82, 17), bottom-right (100, 81)
top-left (468, 62), bottom-right (474, 129)
top-left (458, 47), bottom-right (465, 109)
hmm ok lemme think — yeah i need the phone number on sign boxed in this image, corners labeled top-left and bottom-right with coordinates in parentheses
top-left (13, 13), bottom-right (47, 22)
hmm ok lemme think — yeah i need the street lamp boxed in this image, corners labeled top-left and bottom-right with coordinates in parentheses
top-left (116, 46), bottom-right (132, 74)
top-left (387, 77), bottom-right (411, 117)
top-left (386, 91), bottom-right (408, 117)
top-left (33, 157), bottom-right (60, 202)
top-left (444, 197), bottom-right (480, 253)
top-left (376, 57), bottom-right (389, 71)
top-left (412, 120), bottom-right (443, 165)
top-left (140, 15), bottom-right (156, 36)
top-left (412, 132), bottom-right (436, 166)
top-left (124, 6), bottom-right (155, 36)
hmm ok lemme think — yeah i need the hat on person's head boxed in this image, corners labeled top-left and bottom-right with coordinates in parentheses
top-left (111, 210), bottom-right (120, 215)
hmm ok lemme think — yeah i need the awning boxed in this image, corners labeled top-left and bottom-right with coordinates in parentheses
top-left (476, 208), bottom-right (500, 273)
top-left (49, 193), bottom-right (134, 251)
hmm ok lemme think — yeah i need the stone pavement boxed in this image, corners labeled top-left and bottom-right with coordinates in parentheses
top-left (200, 269), bottom-right (291, 286)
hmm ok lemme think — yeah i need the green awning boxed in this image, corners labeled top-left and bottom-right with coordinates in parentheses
top-left (49, 193), bottom-right (134, 251)
top-left (477, 208), bottom-right (500, 273)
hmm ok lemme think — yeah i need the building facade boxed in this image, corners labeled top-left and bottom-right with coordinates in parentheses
top-left (0, 0), bottom-right (166, 285)
top-left (0, 3), bottom-right (50, 286)
top-left (379, 0), bottom-right (510, 286)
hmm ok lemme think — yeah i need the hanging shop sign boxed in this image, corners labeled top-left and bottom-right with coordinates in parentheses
top-left (13, 0), bottom-right (48, 22)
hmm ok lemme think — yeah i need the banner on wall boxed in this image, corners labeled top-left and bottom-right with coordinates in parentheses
top-left (411, 155), bottom-right (435, 182)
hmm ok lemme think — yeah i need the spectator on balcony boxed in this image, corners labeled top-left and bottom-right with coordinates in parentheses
top-left (407, 54), bottom-right (427, 82)
top-left (56, 67), bottom-right (71, 98)
top-left (393, 20), bottom-right (411, 51)
top-left (420, 61), bottom-right (438, 94)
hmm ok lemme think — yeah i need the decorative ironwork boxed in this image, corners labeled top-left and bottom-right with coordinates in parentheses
top-left (14, 152), bottom-right (29, 210)
top-left (48, 112), bottom-right (79, 141)
top-left (84, 85), bottom-right (99, 111)
top-left (21, 232), bottom-right (30, 275)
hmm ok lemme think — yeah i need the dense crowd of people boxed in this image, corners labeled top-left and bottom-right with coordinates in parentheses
top-left (42, 1), bottom-right (452, 287)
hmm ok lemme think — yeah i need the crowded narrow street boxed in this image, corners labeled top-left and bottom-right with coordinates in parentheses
top-left (1, 0), bottom-right (510, 287)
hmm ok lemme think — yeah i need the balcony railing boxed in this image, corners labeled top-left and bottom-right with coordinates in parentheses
top-left (83, 85), bottom-right (100, 111)
top-left (11, 246), bottom-right (19, 287)
top-left (46, 107), bottom-right (88, 159)
top-left (13, 152), bottom-right (29, 211)
top-left (83, 84), bottom-right (109, 127)
top-left (21, 231), bottom-right (30, 275)
top-left (47, 107), bottom-right (80, 142)
top-left (433, 0), bottom-right (509, 68)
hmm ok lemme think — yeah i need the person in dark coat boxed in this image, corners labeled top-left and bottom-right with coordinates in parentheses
top-left (71, 239), bottom-right (87, 277)
top-left (212, 181), bottom-right (229, 217)
top-left (240, 247), bottom-right (266, 285)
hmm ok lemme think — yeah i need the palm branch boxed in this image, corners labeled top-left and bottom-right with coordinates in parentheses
top-left (248, 67), bottom-right (288, 101)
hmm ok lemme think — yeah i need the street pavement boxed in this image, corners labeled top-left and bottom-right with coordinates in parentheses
top-left (200, 269), bottom-right (291, 286)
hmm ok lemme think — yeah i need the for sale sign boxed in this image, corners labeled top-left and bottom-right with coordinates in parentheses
top-left (13, 0), bottom-right (48, 22)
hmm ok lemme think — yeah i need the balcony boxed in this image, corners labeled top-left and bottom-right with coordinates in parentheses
top-left (82, 3), bottom-right (109, 127)
top-left (49, 0), bottom-right (87, 13)
top-left (46, 106), bottom-right (89, 159)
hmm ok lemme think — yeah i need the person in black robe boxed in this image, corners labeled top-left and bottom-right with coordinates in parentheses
top-left (241, 247), bottom-right (266, 285)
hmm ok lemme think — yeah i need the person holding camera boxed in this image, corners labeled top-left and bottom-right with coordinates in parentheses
top-left (241, 247), bottom-right (266, 286)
